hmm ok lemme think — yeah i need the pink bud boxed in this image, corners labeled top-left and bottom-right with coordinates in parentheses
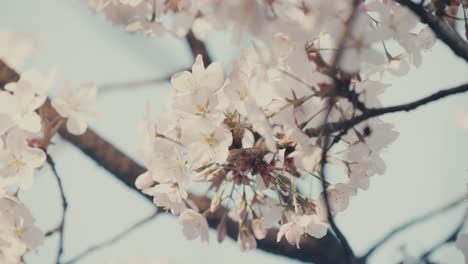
top-left (237, 200), bottom-right (247, 220)
top-left (251, 219), bottom-right (267, 240)
top-left (217, 221), bottom-right (226, 243)
top-left (237, 228), bottom-right (257, 252)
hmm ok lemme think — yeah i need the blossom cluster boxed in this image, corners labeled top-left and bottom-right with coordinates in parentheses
top-left (128, 0), bottom-right (439, 250)
top-left (0, 29), bottom-right (98, 262)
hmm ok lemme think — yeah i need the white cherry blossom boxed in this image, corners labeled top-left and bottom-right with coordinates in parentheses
top-left (0, 129), bottom-right (46, 190)
top-left (0, 82), bottom-right (45, 133)
top-left (51, 82), bottom-right (97, 135)
top-left (277, 214), bottom-right (328, 248)
top-left (178, 209), bottom-right (209, 244)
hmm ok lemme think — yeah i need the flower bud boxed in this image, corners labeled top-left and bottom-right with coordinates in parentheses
top-left (237, 199), bottom-right (247, 220)
top-left (237, 227), bottom-right (257, 252)
top-left (217, 219), bottom-right (227, 243)
top-left (251, 218), bottom-right (267, 240)
top-left (135, 172), bottom-right (155, 190)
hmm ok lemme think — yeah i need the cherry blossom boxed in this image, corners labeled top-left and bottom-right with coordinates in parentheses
top-left (0, 30), bottom-right (34, 70)
top-left (277, 214), bottom-right (328, 248)
top-left (238, 227), bottom-right (257, 252)
top-left (0, 197), bottom-right (43, 262)
top-left (51, 82), bottom-right (97, 135)
top-left (0, 81), bottom-right (45, 133)
top-left (457, 232), bottom-right (468, 263)
top-left (178, 209), bottom-right (209, 244)
top-left (0, 130), bottom-right (46, 190)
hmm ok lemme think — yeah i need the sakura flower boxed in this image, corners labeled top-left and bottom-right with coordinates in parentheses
top-left (119, 0), bottom-right (143, 7)
top-left (51, 82), bottom-right (97, 135)
top-left (5, 68), bottom-right (56, 99)
top-left (0, 129), bottom-right (46, 189)
top-left (144, 184), bottom-right (187, 215)
top-left (289, 145), bottom-right (322, 173)
top-left (183, 121), bottom-right (232, 168)
top-left (192, 17), bottom-right (214, 40)
top-left (457, 232), bottom-right (468, 263)
top-left (0, 82), bottom-right (45, 133)
top-left (457, 111), bottom-right (468, 132)
top-left (367, 0), bottom-right (418, 45)
top-left (137, 138), bottom-right (187, 185)
top-left (171, 55), bottom-right (224, 95)
top-left (0, 236), bottom-right (23, 264)
top-left (277, 214), bottom-right (327, 248)
top-left (318, 183), bottom-right (357, 216)
top-left (415, 27), bottom-right (436, 51)
top-left (0, 197), bottom-right (44, 251)
top-left (0, 30), bottom-right (34, 70)
top-left (340, 14), bottom-right (386, 73)
top-left (251, 218), bottom-right (267, 240)
top-left (237, 227), bottom-right (257, 252)
top-left (365, 57), bottom-right (410, 79)
top-left (0, 115), bottom-right (13, 136)
top-left (171, 55), bottom-right (224, 121)
top-left (178, 209), bottom-right (209, 244)
top-left (258, 198), bottom-right (282, 228)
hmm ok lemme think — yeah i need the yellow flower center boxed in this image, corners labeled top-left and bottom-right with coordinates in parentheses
top-left (239, 85), bottom-right (249, 100)
top-left (9, 156), bottom-right (25, 173)
top-left (203, 135), bottom-right (216, 146)
top-left (196, 103), bottom-right (209, 117)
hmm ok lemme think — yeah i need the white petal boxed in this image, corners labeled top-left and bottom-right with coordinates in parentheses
top-left (17, 112), bottom-right (41, 133)
top-left (21, 227), bottom-right (44, 249)
top-left (66, 116), bottom-right (87, 135)
top-left (23, 147), bottom-right (46, 168)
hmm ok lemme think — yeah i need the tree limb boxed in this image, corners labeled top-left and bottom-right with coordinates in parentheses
top-left (305, 81), bottom-right (468, 137)
top-left (46, 154), bottom-right (69, 264)
top-left (396, 0), bottom-right (468, 63)
top-left (64, 211), bottom-right (159, 264)
top-left (359, 195), bottom-right (465, 261)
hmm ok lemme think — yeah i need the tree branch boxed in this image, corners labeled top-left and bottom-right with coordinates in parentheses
top-left (396, 0), bottom-right (468, 63)
top-left (46, 154), bottom-right (69, 264)
top-left (359, 195), bottom-right (465, 260)
top-left (185, 30), bottom-right (212, 66)
top-left (420, 220), bottom-right (463, 262)
top-left (63, 211), bottom-right (159, 264)
top-left (317, 1), bottom-right (362, 262)
top-left (306, 81), bottom-right (468, 137)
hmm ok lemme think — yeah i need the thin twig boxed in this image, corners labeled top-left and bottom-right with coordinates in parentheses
top-left (396, 0), bottom-right (468, 63)
top-left (318, 1), bottom-right (362, 262)
top-left (63, 211), bottom-right (159, 264)
top-left (306, 82), bottom-right (468, 138)
top-left (98, 69), bottom-right (185, 93)
top-left (420, 220), bottom-right (464, 262)
top-left (46, 154), bottom-right (69, 264)
top-left (360, 195), bottom-right (466, 260)
top-left (98, 76), bottom-right (170, 93)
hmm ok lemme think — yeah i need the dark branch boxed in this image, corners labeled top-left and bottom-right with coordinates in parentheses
top-left (420, 220), bottom-right (464, 262)
top-left (306, 82), bottom-right (468, 137)
top-left (63, 211), bottom-right (158, 264)
top-left (396, 0), bottom-right (468, 63)
top-left (46, 154), bottom-right (69, 264)
top-left (185, 30), bottom-right (212, 66)
top-left (360, 195), bottom-right (465, 260)
top-left (317, 2), bottom-right (365, 262)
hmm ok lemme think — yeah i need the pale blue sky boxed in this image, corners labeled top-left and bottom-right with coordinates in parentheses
top-left (2, 0), bottom-right (468, 263)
